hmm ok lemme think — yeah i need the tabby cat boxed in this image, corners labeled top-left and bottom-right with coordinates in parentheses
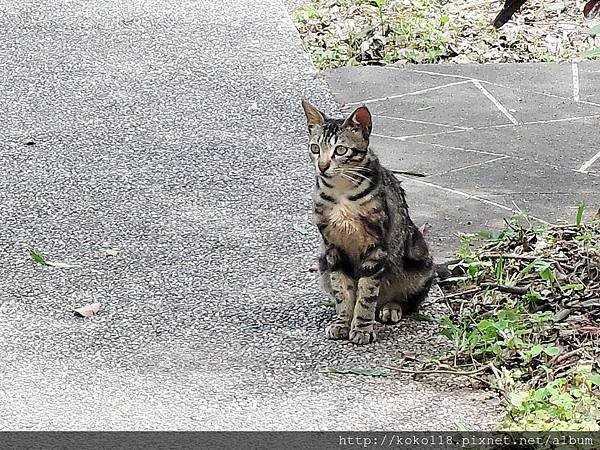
top-left (302, 100), bottom-right (434, 345)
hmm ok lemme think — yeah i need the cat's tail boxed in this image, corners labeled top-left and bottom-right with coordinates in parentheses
top-left (433, 258), bottom-right (461, 281)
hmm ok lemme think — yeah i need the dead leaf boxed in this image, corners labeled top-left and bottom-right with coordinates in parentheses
top-left (73, 302), bottom-right (102, 318)
top-left (101, 247), bottom-right (120, 257)
top-left (30, 249), bottom-right (78, 268)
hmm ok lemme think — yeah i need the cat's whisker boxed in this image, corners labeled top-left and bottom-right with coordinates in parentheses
top-left (347, 165), bottom-right (373, 174)
top-left (344, 169), bottom-right (372, 183)
top-left (348, 165), bottom-right (375, 174)
top-left (339, 172), bottom-right (361, 186)
top-left (339, 173), bottom-right (357, 184)
top-left (345, 168), bottom-right (370, 178)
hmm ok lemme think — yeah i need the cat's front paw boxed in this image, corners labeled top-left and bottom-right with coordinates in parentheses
top-left (349, 328), bottom-right (376, 345)
top-left (326, 322), bottom-right (350, 340)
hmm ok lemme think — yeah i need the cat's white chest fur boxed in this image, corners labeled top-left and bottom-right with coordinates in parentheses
top-left (328, 198), bottom-right (361, 232)
top-left (325, 198), bottom-right (372, 256)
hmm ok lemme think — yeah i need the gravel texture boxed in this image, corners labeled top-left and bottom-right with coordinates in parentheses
top-left (0, 0), bottom-right (498, 430)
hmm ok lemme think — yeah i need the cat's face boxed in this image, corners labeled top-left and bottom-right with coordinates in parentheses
top-left (301, 100), bottom-right (372, 179)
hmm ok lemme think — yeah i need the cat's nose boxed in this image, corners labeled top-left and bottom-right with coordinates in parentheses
top-left (318, 161), bottom-right (331, 174)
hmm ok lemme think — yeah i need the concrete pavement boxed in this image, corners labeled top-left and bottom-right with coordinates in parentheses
top-left (326, 63), bottom-right (600, 257)
top-left (0, 0), bottom-right (497, 431)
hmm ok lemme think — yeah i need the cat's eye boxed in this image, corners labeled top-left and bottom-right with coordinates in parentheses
top-left (334, 145), bottom-right (348, 156)
top-left (310, 144), bottom-right (320, 154)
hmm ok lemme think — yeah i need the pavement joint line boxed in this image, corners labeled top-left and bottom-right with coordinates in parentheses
top-left (372, 128), bottom-right (473, 142)
top-left (397, 175), bottom-right (554, 226)
top-left (372, 132), bottom-right (597, 181)
top-left (384, 113), bottom-right (600, 141)
top-left (397, 65), bottom-right (600, 110)
top-left (468, 78), bottom-right (600, 107)
top-left (518, 89), bottom-right (600, 109)
top-left (576, 98), bottom-right (600, 108)
top-left (471, 80), bottom-right (519, 125)
top-left (412, 140), bottom-right (508, 158)
top-left (489, 114), bottom-right (600, 128)
top-left (577, 150), bottom-right (600, 173)
top-left (414, 141), bottom-right (598, 181)
top-left (373, 114), bottom-right (469, 130)
top-left (572, 62), bottom-right (580, 102)
top-left (431, 155), bottom-right (511, 177)
top-left (388, 66), bottom-right (481, 82)
top-left (344, 80), bottom-right (473, 106)
top-left (416, 141), bottom-right (598, 180)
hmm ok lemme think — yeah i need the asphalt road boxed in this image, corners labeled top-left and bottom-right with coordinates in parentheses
top-left (0, 0), bottom-right (496, 429)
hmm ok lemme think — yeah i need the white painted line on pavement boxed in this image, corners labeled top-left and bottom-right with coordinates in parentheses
top-left (517, 114), bottom-right (600, 126)
top-left (400, 67), bottom-right (480, 82)
top-left (345, 80), bottom-right (472, 106)
top-left (373, 114), bottom-right (469, 130)
top-left (572, 62), bottom-right (580, 102)
top-left (373, 114), bottom-right (600, 149)
top-left (577, 150), bottom-right (600, 173)
top-left (472, 80), bottom-right (519, 125)
top-left (397, 175), bottom-right (554, 226)
top-left (530, 90), bottom-right (600, 108)
top-left (405, 67), bottom-right (600, 110)
top-left (432, 155), bottom-right (511, 177)
top-left (371, 129), bottom-right (468, 142)
top-left (413, 140), bottom-right (508, 157)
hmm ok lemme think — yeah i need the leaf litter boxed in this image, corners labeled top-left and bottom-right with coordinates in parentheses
top-left (292, 0), bottom-right (600, 68)
top-left (392, 208), bottom-right (600, 430)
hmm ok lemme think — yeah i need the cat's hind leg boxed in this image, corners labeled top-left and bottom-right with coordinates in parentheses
top-left (375, 270), bottom-right (434, 324)
top-left (377, 303), bottom-right (403, 324)
top-left (403, 274), bottom-right (435, 314)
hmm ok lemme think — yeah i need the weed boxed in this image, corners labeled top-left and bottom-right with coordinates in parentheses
top-left (437, 209), bottom-right (599, 431)
top-left (504, 367), bottom-right (600, 431)
top-left (292, 0), bottom-right (454, 69)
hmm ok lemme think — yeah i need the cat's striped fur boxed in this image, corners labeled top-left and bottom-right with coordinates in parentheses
top-left (302, 100), bottom-right (434, 345)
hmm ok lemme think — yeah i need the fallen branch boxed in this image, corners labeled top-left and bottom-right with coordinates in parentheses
top-left (549, 348), bottom-right (584, 366)
top-left (480, 283), bottom-right (530, 295)
top-left (444, 287), bottom-right (480, 299)
top-left (480, 253), bottom-right (567, 262)
top-left (384, 363), bottom-right (491, 377)
top-left (444, 282), bottom-right (531, 299)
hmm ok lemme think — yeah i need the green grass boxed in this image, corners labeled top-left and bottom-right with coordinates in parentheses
top-left (292, 0), bottom-right (454, 69)
top-left (504, 367), bottom-right (600, 431)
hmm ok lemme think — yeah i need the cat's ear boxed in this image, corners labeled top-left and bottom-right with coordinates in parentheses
top-left (301, 99), bottom-right (325, 127)
top-left (344, 106), bottom-right (372, 138)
